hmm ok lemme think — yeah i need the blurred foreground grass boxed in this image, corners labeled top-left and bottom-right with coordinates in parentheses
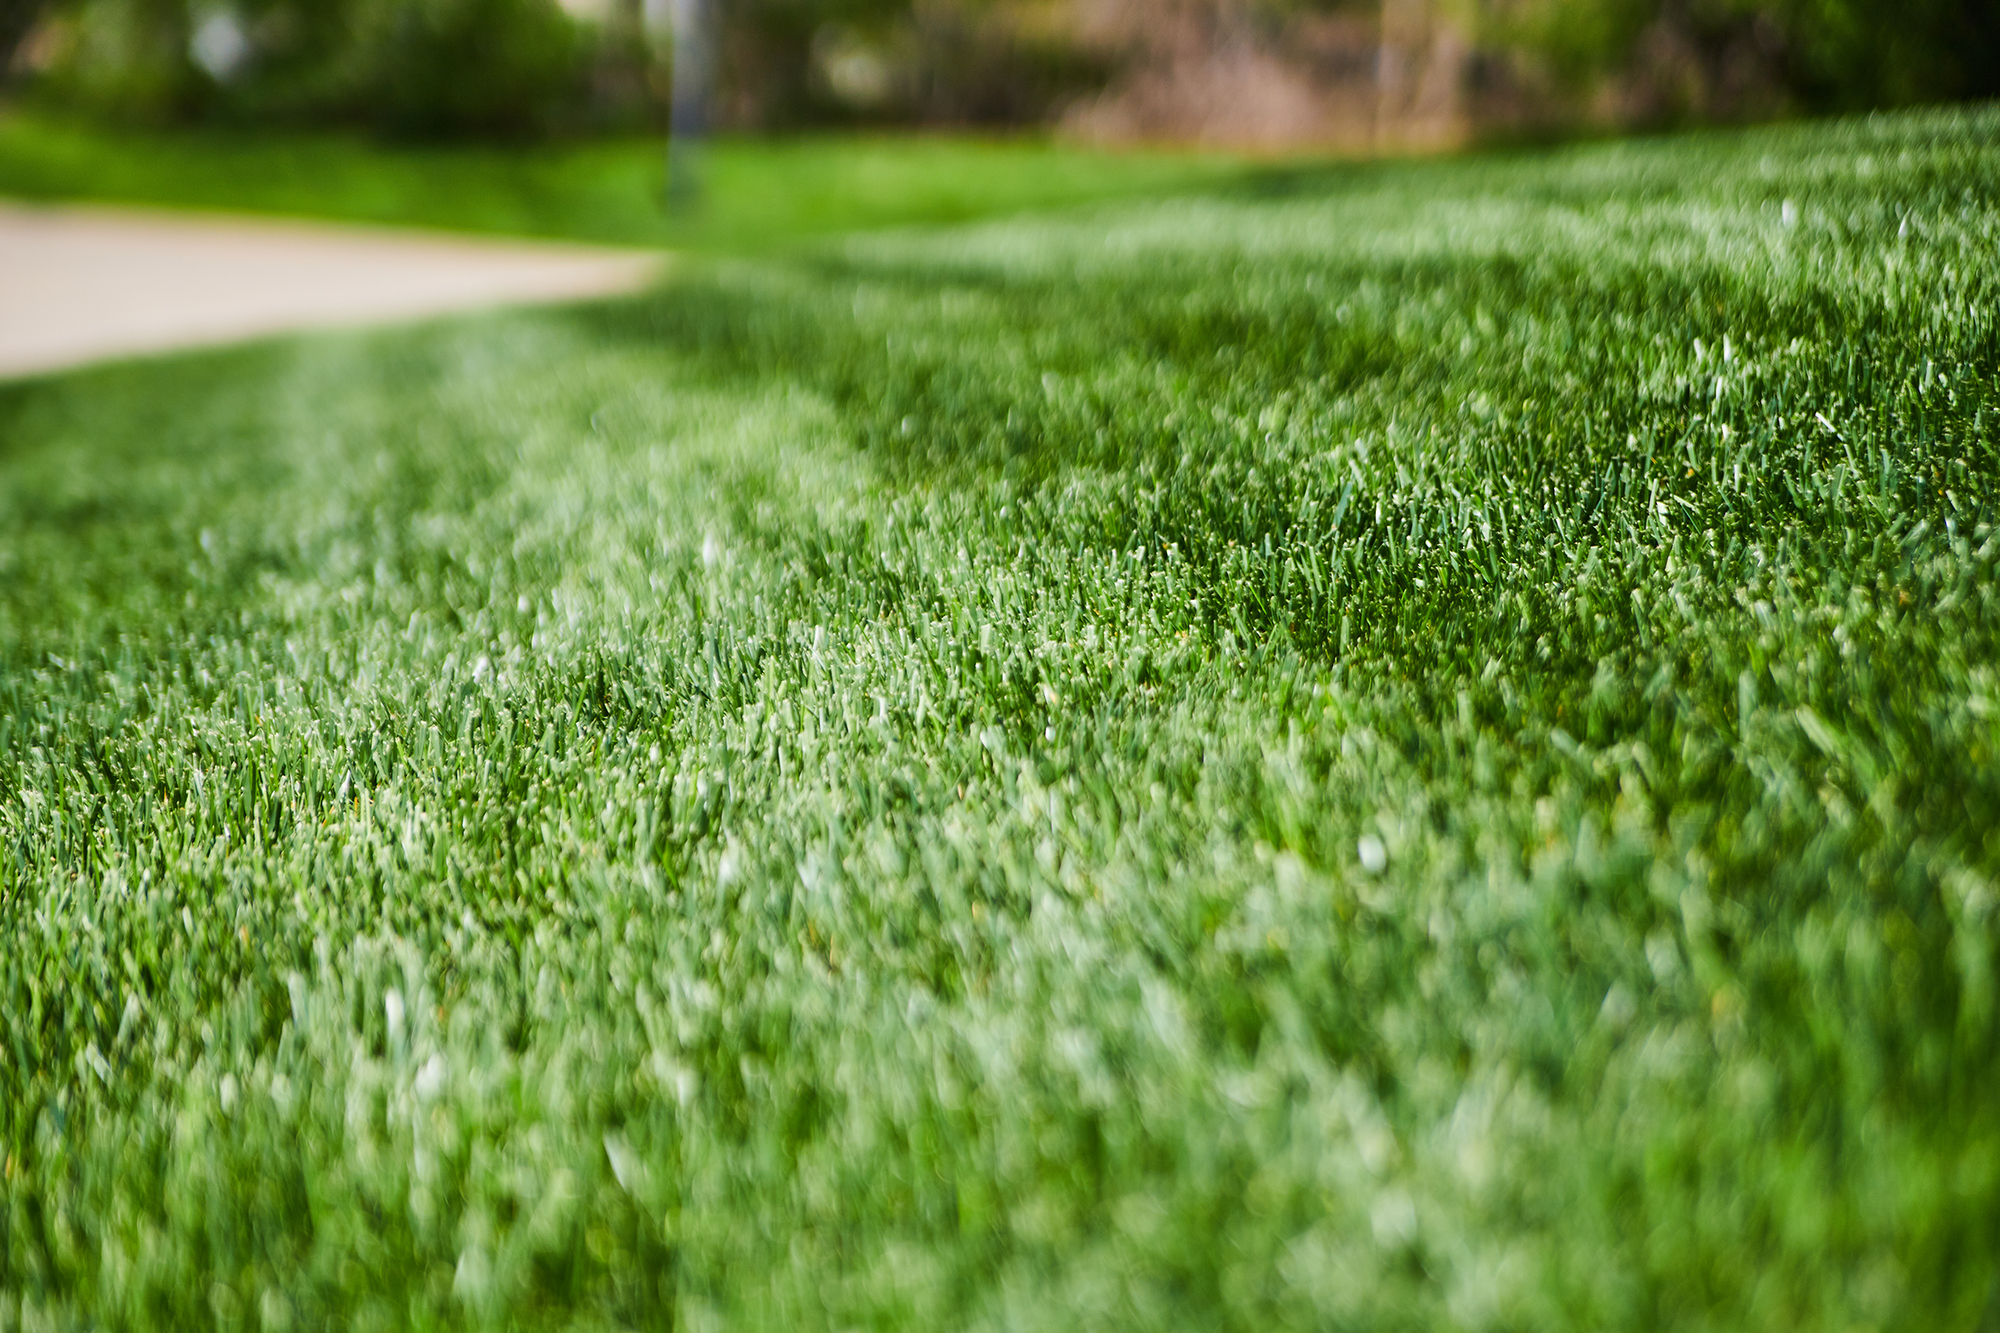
top-left (0, 113), bottom-right (1246, 250)
top-left (3, 107), bottom-right (2000, 1329)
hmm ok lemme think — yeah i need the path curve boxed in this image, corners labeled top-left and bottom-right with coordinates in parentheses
top-left (0, 202), bottom-right (664, 380)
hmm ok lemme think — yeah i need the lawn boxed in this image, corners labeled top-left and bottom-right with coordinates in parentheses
top-left (3, 106), bottom-right (1999, 1330)
top-left (0, 113), bottom-right (1247, 251)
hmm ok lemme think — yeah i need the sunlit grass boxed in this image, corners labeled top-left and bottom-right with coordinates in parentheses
top-left (2, 105), bottom-right (1999, 1329)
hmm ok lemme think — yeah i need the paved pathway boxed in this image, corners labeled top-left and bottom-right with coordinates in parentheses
top-left (0, 203), bottom-right (664, 379)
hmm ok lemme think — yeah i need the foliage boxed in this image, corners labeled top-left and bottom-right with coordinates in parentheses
top-left (342, 0), bottom-right (584, 138)
top-left (1764, 0), bottom-right (2000, 109)
top-left (712, 0), bottom-right (1106, 129)
top-left (203, 0), bottom-right (589, 139)
top-left (3, 106), bottom-right (2000, 1329)
top-left (8, 0), bottom-right (1997, 138)
top-left (25, 0), bottom-right (585, 137)
top-left (12, 0), bottom-right (1101, 137)
top-left (1472, 0), bottom-right (2000, 116)
top-left (0, 0), bottom-right (49, 79)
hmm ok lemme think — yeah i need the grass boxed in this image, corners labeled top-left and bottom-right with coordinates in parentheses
top-left (0, 112), bottom-right (1247, 251)
top-left (3, 105), bottom-right (2000, 1330)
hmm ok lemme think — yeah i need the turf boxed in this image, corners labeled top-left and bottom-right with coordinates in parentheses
top-left (4, 106), bottom-right (2000, 1330)
top-left (0, 113), bottom-right (1245, 251)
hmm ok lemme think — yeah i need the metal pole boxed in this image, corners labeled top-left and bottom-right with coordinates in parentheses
top-left (666, 0), bottom-right (712, 211)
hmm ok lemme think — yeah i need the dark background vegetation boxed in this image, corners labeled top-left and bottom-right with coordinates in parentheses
top-left (0, 0), bottom-right (1994, 145)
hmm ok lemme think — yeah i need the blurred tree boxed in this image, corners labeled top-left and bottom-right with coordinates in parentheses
top-left (1, 0), bottom-right (50, 78)
top-left (906, 0), bottom-right (1106, 124)
top-left (1768, 0), bottom-right (2000, 108)
top-left (6, 0), bottom-right (1994, 138)
top-left (711, 0), bottom-right (900, 126)
top-left (355, 0), bottom-right (582, 137)
top-left (707, 0), bottom-right (1100, 128)
top-left (1470, 0), bottom-right (2000, 120)
top-left (49, 0), bottom-right (205, 121)
top-left (18, 0), bottom-right (585, 136)
top-left (593, 0), bottom-right (655, 124)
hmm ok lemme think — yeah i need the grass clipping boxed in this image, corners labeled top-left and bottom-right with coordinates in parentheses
top-left (3, 107), bottom-right (2000, 1330)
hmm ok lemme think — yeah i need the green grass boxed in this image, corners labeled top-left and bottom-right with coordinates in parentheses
top-left (0, 112), bottom-right (1246, 251)
top-left (4, 106), bottom-right (2000, 1330)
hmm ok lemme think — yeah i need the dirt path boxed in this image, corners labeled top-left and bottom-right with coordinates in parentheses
top-left (0, 202), bottom-right (665, 380)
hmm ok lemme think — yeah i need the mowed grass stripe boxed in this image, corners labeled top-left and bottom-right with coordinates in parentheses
top-left (2, 106), bottom-right (1998, 1330)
